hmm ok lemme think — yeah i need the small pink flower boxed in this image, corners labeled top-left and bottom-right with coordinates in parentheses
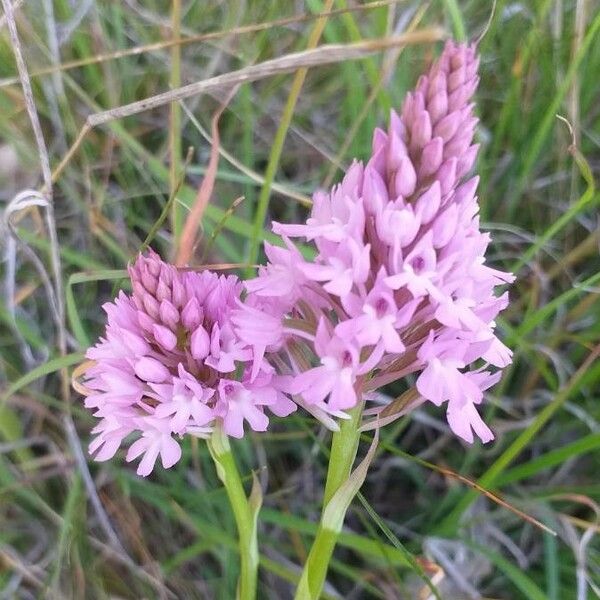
top-left (125, 418), bottom-right (182, 477)
top-left (244, 238), bottom-right (307, 306)
top-left (152, 365), bottom-right (215, 433)
top-left (216, 380), bottom-right (269, 438)
top-left (288, 320), bottom-right (364, 412)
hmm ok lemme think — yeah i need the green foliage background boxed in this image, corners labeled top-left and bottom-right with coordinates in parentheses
top-left (0, 1), bottom-right (599, 598)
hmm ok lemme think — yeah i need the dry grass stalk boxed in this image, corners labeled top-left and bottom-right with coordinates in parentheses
top-left (0, 0), bottom-right (404, 87)
top-left (1, 0), bottom-right (69, 403)
top-left (49, 30), bottom-right (445, 187)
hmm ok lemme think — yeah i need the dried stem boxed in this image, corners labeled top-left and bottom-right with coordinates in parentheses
top-left (48, 31), bottom-right (445, 187)
top-left (175, 88), bottom-right (238, 266)
top-left (0, 0), bottom-right (406, 86)
top-left (169, 0), bottom-right (183, 245)
top-left (2, 0), bottom-right (68, 403)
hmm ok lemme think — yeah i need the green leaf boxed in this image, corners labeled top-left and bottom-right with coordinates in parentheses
top-left (442, 0), bottom-right (466, 41)
top-left (510, 9), bottom-right (600, 212)
top-left (496, 433), bottom-right (600, 486)
top-left (2, 353), bottom-right (84, 404)
top-left (357, 492), bottom-right (442, 600)
top-left (66, 270), bottom-right (128, 347)
top-left (0, 405), bottom-right (34, 464)
top-left (260, 508), bottom-right (410, 566)
top-left (321, 430), bottom-right (378, 534)
top-left (512, 141), bottom-right (596, 274)
top-left (467, 543), bottom-right (548, 600)
top-left (295, 431), bottom-right (378, 600)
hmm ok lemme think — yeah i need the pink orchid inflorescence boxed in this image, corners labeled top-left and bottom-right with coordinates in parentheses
top-left (83, 250), bottom-right (295, 476)
top-left (236, 41), bottom-right (514, 443)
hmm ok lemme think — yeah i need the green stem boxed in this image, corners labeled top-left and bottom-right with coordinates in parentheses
top-left (294, 402), bottom-right (363, 600)
top-left (169, 0), bottom-right (183, 246)
top-left (245, 0), bottom-right (334, 277)
top-left (208, 428), bottom-right (258, 600)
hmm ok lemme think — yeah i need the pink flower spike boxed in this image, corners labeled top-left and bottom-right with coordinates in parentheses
top-left (82, 249), bottom-right (298, 476)
top-left (209, 40), bottom-right (514, 443)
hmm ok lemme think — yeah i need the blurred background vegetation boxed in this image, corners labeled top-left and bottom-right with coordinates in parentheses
top-left (0, 1), bottom-right (599, 598)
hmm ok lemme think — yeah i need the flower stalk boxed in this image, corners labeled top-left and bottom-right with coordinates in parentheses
top-left (208, 426), bottom-right (260, 600)
top-left (294, 401), bottom-right (364, 600)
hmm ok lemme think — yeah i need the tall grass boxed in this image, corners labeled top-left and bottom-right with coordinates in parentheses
top-left (0, 1), bottom-right (599, 598)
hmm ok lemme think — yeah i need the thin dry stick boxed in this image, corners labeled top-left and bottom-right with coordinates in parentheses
top-left (434, 465), bottom-right (556, 536)
top-left (87, 35), bottom-right (443, 127)
top-left (2, 0), bottom-right (68, 402)
top-left (200, 196), bottom-right (245, 264)
top-left (474, 0), bottom-right (497, 45)
top-left (0, 547), bottom-right (46, 591)
top-left (4, 192), bottom-right (62, 330)
top-left (0, 0), bottom-right (23, 30)
top-left (87, 537), bottom-right (174, 599)
top-left (48, 32), bottom-right (444, 189)
top-left (2, 2), bottom-right (51, 189)
top-left (375, 434), bottom-right (558, 536)
top-left (63, 415), bottom-right (128, 554)
top-left (175, 87), bottom-right (238, 266)
top-left (0, 0), bottom-right (404, 86)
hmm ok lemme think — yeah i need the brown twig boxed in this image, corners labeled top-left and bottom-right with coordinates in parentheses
top-left (87, 34), bottom-right (443, 127)
top-left (377, 437), bottom-right (558, 536)
top-left (200, 196), bottom-right (245, 263)
top-left (175, 87), bottom-right (238, 266)
top-left (63, 415), bottom-right (128, 555)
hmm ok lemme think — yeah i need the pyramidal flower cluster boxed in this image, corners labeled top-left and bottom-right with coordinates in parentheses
top-left (81, 41), bottom-right (514, 478)
top-left (83, 250), bottom-right (295, 475)
top-left (236, 41), bottom-right (514, 443)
